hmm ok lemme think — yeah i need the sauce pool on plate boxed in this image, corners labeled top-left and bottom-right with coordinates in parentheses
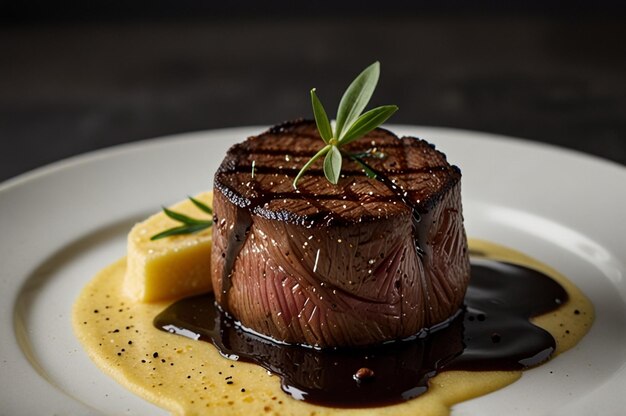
top-left (73, 239), bottom-right (593, 415)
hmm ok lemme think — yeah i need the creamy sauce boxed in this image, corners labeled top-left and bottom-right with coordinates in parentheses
top-left (73, 240), bottom-right (593, 415)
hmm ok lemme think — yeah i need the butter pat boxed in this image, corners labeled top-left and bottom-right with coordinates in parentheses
top-left (124, 192), bottom-right (213, 302)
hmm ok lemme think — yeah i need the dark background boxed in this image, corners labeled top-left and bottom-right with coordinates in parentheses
top-left (1, 2), bottom-right (625, 182)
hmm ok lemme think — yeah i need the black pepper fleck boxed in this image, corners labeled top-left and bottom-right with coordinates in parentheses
top-left (153, 352), bottom-right (159, 358)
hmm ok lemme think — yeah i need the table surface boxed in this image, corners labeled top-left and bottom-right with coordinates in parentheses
top-left (1, 14), bottom-right (625, 183)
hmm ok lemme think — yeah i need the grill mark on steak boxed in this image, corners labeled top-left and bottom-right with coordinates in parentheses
top-left (223, 163), bottom-right (451, 177)
top-left (212, 120), bottom-right (469, 347)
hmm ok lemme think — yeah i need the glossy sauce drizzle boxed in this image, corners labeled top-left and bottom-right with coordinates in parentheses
top-left (155, 257), bottom-right (568, 408)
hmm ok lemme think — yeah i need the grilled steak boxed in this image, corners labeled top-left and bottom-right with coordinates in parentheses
top-left (211, 120), bottom-right (470, 347)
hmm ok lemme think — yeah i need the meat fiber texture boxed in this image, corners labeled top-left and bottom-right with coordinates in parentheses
top-left (211, 120), bottom-right (470, 348)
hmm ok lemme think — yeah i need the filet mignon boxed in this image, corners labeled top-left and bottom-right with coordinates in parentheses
top-left (211, 120), bottom-right (470, 347)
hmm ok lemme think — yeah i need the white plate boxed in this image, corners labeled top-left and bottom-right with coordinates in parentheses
top-left (1, 126), bottom-right (625, 415)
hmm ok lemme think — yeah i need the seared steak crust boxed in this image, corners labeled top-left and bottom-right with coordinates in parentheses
top-left (212, 120), bottom-right (470, 347)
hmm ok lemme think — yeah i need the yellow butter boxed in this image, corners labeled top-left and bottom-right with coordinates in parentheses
top-left (124, 192), bottom-right (213, 302)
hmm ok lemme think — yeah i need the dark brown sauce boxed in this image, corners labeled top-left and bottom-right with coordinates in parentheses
top-left (218, 207), bottom-right (251, 314)
top-left (155, 257), bottom-right (567, 408)
top-left (367, 164), bottom-right (428, 257)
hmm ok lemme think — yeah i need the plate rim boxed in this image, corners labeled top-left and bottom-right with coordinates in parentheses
top-left (3, 124), bottom-right (624, 192)
top-left (2, 124), bottom-right (625, 415)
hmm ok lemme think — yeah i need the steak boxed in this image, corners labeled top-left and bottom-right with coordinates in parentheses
top-left (211, 120), bottom-right (470, 347)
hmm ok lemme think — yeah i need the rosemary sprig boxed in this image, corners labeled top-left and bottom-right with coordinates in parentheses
top-left (150, 196), bottom-right (213, 240)
top-left (347, 147), bottom-right (386, 179)
top-left (348, 154), bottom-right (378, 179)
top-left (293, 62), bottom-right (398, 188)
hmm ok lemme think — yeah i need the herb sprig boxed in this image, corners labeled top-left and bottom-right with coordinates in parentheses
top-left (150, 196), bottom-right (213, 240)
top-left (293, 62), bottom-right (398, 188)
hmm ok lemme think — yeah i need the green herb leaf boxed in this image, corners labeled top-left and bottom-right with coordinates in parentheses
top-left (349, 148), bottom-right (386, 160)
top-left (323, 145), bottom-right (343, 184)
top-left (292, 144), bottom-right (331, 188)
top-left (339, 105), bottom-right (399, 145)
top-left (311, 89), bottom-right (332, 144)
top-left (349, 155), bottom-right (378, 179)
top-left (293, 61), bottom-right (397, 188)
top-left (188, 195), bottom-right (213, 215)
top-left (335, 62), bottom-right (380, 139)
top-left (151, 197), bottom-right (213, 240)
top-left (162, 207), bottom-right (207, 225)
top-left (150, 222), bottom-right (213, 241)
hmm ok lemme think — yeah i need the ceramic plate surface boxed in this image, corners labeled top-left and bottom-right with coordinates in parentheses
top-left (1, 125), bottom-right (625, 415)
